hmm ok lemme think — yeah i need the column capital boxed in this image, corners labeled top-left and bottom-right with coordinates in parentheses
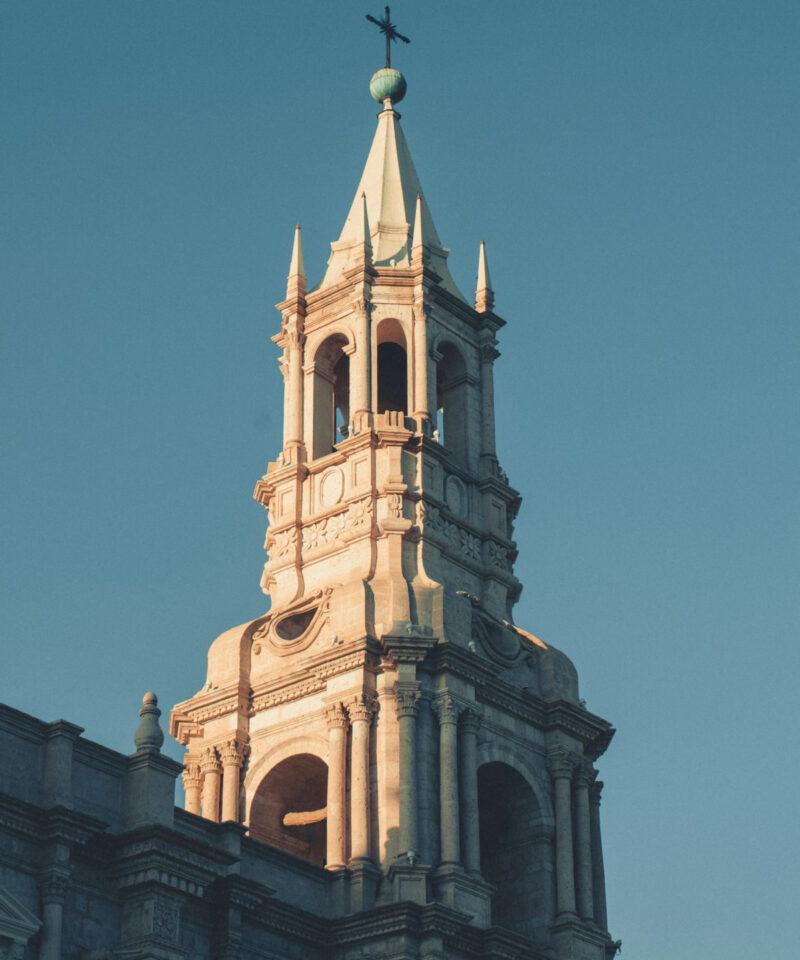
top-left (325, 700), bottom-right (350, 729)
top-left (200, 747), bottom-right (221, 774)
top-left (573, 760), bottom-right (597, 788)
top-left (219, 739), bottom-right (247, 767)
top-left (590, 779), bottom-right (604, 806)
top-left (182, 763), bottom-right (203, 789)
top-left (39, 868), bottom-right (71, 906)
top-left (461, 708), bottom-right (481, 736)
top-left (350, 693), bottom-right (378, 723)
top-left (432, 693), bottom-right (460, 725)
top-left (395, 683), bottom-right (421, 718)
top-left (546, 748), bottom-right (579, 781)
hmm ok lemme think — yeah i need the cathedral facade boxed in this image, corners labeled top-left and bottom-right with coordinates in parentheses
top-left (0, 65), bottom-right (617, 960)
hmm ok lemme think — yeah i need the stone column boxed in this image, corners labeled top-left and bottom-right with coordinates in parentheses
top-left (200, 748), bottom-right (222, 823)
top-left (182, 762), bottom-right (203, 816)
top-left (351, 301), bottom-right (371, 430)
top-left (350, 694), bottom-right (376, 862)
top-left (460, 709), bottom-right (481, 872)
top-left (411, 302), bottom-right (430, 423)
top-left (478, 341), bottom-right (498, 474)
top-left (395, 683), bottom-right (421, 858)
top-left (38, 869), bottom-right (70, 960)
top-left (325, 701), bottom-right (349, 869)
top-left (285, 330), bottom-right (304, 459)
top-left (435, 694), bottom-right (461, 865)
top-left (220, 740), bottom-right (245, 823)
top-left (573, 762), bottom-right (596, 920)
top-left (547, 750), bottom-right (577, 918)
top-left (590, 780), bottom-right (609, 931)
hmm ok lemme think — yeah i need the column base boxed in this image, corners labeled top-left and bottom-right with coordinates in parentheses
top-left (386, 861), bottom-right (430, 906)
top-left (348, 860), bottom-right (382, 914)
top-left (431, 863), bottom-right (493, 927)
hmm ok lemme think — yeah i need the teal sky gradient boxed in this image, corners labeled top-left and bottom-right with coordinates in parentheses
top-left (2, 3), bottom-right (798, 957)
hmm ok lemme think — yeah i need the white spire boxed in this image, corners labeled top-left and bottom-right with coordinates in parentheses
top-left (411, 193), bottom-right (424, 259)
top-left (320, 109), bottom-right (464, 299)
top-left (475, 240), bottom-right (494, 313)
top-left (287, 224), bottom-right (305, 298)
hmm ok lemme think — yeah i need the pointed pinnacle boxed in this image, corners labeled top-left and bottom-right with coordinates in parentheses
top-left (358, 192), bottom-right (373, 252)
top-left (475, 240), bottom-right (494, 312)
top-left (288, 224), bottom-right (305, 281)
top-left (411, 193), bottom-right (423, 252)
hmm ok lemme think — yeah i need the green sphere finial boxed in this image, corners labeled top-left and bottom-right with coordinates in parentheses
top-left (370, 68), bottom-right (406, 106)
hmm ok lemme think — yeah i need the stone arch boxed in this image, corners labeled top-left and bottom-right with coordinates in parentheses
top-left (433, 338), bottom-right (470, 465)
top-left (375, 317), bottom-right (408, 415)
top-left (474, 740), bottom-right (553, 825)
top-left (246, 735), bottom-right (329, 866)
top-left (476, 750), bottom-right (555, 941)
top-left (308, 333), bottom-right (351, 458)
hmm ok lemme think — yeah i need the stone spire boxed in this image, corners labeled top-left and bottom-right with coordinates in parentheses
top-left (133, 691), bottom-right (164, 752)
top-left (319, 83), bottom-right (463, 298)
top-left (286, 224), bottom-right (305, 299)
top-left (411, 193), bottom-right (424, 264)
top-left (475, 240), bottom-right (494, 313)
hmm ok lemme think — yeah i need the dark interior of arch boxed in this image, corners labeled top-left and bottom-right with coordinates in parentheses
top-left (478, 761), bottom-right (552, 940)
top-left (377, 342), bottom-right (407, 414)
top-left (435, 341), bottom-right (468, 464)
top-left (249, 754), bottom-right (328, 866)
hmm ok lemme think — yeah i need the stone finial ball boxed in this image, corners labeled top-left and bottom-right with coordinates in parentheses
top-left (370, 68), bottom-right (407, 105)
top-left (143, 691), bottom-right (158, 706)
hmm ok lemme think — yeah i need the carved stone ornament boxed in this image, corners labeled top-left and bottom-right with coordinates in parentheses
top-left (324, 701), bottom-right (349, 729)
top-left (152, 899), bottom-right (179, 941)
top-left (573, 761), bottom-right (598, 788)
top-left (39, 870), bottom-right (71, 905)
top-left (181, 763), bottom-right (203, 789)
top-left (350, 693), bottom-right (378, 723)
top-left (265, 525), bottom-right (298, 563)
top-left (219, 740), bottom-right (246, 767)
top-left (251, 586), bottom-right (333, 656)
top-left (395, 685), bottom-right (421, 718)
top-left (347, 495), bottom-right (373, 532)
top-left (461, 708), bottom-right (481, 735)
top-left (433, 693), bottom-right (460, 725)
top-left (200, 747), bottom-right (221, 774)
top-left (546, 749), bottom-right (578, 781)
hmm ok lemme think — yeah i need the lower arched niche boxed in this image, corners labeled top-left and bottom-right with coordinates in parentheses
top-left (249, 753), bottom-right (328, 866)
top-left (477, 761), bottom-right (554, 940)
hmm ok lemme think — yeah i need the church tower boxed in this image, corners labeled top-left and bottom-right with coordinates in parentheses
top-left (171, 60), bottom-right (616, 960)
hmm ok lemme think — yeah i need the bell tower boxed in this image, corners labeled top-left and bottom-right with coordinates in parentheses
top-left (171, 63), bottom-right (617, 960)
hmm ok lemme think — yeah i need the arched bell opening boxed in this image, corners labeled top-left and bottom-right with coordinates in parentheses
top-left (376, 318), bottom-right (408, 415)
top-left (478, 761), bottom-right (551, 938)
top-left (311, 334), bottom-right (350, 458)
top-left (249, 754), bottom-right (328, 866)
top-left (435, 341), bottom-right (468, 465)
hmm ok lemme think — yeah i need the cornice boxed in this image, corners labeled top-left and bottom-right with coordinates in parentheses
top-left (0, 793), bottom-right (108, 845)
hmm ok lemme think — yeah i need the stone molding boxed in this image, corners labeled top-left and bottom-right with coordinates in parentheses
top-left (38, 868), bottom-right (71, 905)
top-left (573, 761), bottom-right (598, 788)
top-left (219, 740), bottom-right (248, 768)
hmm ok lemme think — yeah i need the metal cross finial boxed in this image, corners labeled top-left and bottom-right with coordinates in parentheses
top-left (365, 6), bottom-right (410, 68)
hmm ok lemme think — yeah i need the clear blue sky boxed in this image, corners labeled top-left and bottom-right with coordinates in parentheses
top-left (2, 2), bottom-right (798, 957)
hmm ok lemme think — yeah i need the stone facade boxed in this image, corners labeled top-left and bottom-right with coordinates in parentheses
top-left (0, 67), bottom-right (618, 960)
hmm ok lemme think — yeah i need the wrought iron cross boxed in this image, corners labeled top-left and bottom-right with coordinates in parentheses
top-left (365, 6), bottom-right (410, 68)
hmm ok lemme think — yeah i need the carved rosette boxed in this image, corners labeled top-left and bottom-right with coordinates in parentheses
top-left (325, 701), bottom-right (350, 729)
top-left (546, 748), bottom-right (578, 782)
